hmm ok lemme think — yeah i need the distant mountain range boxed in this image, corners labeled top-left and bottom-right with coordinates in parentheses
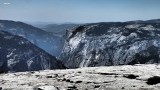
top-left (127, 19), bottom-right (160, 24)
top-left (39, 24), bottom-right (78, 35)
top-left (1, 19), bottom-right (160, 72)
top-left (0, 31), bottom-right (65, 73)
top-left (0, 20), bottom-right (66, 57)
top-left (60, 19), bottom-right (160, 68)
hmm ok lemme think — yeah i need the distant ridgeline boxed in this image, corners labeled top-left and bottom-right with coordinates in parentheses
top-left (60, 19), bottom-right (160, 68)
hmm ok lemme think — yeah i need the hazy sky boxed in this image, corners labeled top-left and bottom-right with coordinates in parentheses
top-left (0, 0), bottom-right (160, 23)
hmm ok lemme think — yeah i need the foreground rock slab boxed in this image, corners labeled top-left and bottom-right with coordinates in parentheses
top-left (1, 64), bottom-right (160, 90)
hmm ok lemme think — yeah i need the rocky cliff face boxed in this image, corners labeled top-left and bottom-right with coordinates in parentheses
top-left (60, 19), bottom-right (160, 68)
top-left (0, 20), bottom-right (64, 57)
top-left (0, 31), bottom-right (65, 73)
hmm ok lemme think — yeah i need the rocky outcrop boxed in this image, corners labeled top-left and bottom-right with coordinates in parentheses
top-left (0, 20), bottom-right (64, 56)
top-left (0, 31), bottom-right (65, 73)
top-left (1, 64), bottom-right (160, 90)
top-left (60, 19), bottom-right (160, 68)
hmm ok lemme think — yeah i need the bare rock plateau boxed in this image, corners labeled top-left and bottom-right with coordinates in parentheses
top-left (1, 64), bottom-right (160, 90)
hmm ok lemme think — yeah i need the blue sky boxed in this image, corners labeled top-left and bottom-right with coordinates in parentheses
top-left (0, 0), bottom-right (160, 23)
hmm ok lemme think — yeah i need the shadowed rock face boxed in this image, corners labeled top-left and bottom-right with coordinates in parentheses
top-left (0, 31), bottom-right (65, 73)
top-left (60, 20), bottom-right (160, 68)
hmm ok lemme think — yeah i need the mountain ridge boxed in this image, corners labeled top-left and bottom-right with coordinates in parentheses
top-left (0, 20), bottom-right (65, 57)
top-left (60, 19), bottom-right (160, 68)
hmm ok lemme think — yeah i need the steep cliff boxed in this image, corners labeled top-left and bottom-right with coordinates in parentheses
top-left (60, 19), bottom-right (160, 68)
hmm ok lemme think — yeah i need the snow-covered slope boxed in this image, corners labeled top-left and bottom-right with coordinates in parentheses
top-left (1, 64), bottom-right (160, 90)
top-left (0, 20), bottom-right (64, 57)
top-left (0, 31), bottom-right (65, 73)
top-left (60, 19), bottom-right (160, 68)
